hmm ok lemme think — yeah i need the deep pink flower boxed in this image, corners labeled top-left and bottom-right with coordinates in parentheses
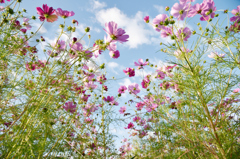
top-left (134, 59), bottom-right (148, 69)
top-left (123, 67), bottom-right (135, 77)
top-left (63, 101), bottom-right (76, 114)
top-left (128, 83), bottom-right (140, 94)
top-left (104, 21), bottom-right (129, 43)
top-left (119, 106), bottom-right (126, 114)
top-left (161, 27), bottom-right (173, 38)
top-left (152, 14), bottom-right (168, 32)
top-left (125, 122), bottom-right (134, 129)
top-left (229, 19), bottom-right (240, 33)
top-left (0, 0), bottom-right (10, 3)
top-left (103, 96), bottom-right (115, 103)
top-left (97, 74), bottom-right (107, 84)
top-left (176, 27), bottom-right (191, 41)
top-left (230, 5), bottom-right (240, 22)
top-left (36, 4), bottom-right (58, 22)
top-left (55, 8), bottom-right (75, 18)
top-left (136, 102), bottom-right (145, 111)
top-left (118, 85), bottom-right (127, 94)
top-left (20, 28), bottom-right (27, 33)
top-left (143, 16), bottom-right (149, 23)
top-left (109, 50), bottom-right (120, 59)
top-left (133, 116), bottom-right (141, 122)
top-left (170, 2), bottom-right (190, 20)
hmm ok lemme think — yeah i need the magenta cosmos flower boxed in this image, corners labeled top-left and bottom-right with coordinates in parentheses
top-left (123, 67), bottom-right (135, 77)
top-left (104, 21), bottom-right (129, 43)
top-left (170, 2), bottom-right (190, 20)
top-left (109, 50), bottom-right (120, 59)
top-left (0, 0), bottom-right (10, 3)
top-left (55, 8), bottom-right (75, 18)
top-left (134, 58), bottom-right (148, 69)
top-left (118, 85), bottom-right (127, 94)
top-left (230, 5), bottom-right (240, 22)
top-left (128, 83), bottom-right (140, 94)
top-left (176, 27), bottom-right (191, 41)
top-left (125, 122), bottom-right (134, 129)
top-left (36, 4), bottom-right (58, 22)
top-left (152, 14), bottom-right (168, 32)
top-left (143, 16), bottom-right (149, 23)
top-left (63, 101), bottom-right (76, 114)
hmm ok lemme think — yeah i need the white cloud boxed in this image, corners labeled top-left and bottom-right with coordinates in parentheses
top-left (91, 0), bottom-right (107, 10)
top-left (119, 78), bottom-right (132, 87)
top-left (154, 5), bottom-right (165, 14)
top-left (95, 7), bottom-right (157, 49)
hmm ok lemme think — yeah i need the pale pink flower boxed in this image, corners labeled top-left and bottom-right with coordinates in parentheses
top-left (104, 21), bottom-right (129, 43)
top-left (55, 8), bottom-right (75, 18)
top-left (233, 88), bottom-right (240, 93)
top-left (63, 101), bottom-right (76, 114)
top-left (134, 59), bottom-right (148, 69)
top-left (230, 5), bottom-right (240, 22)
top-left (208, 52), bottom-right (225, 59)
top-left (128, 83), bottom-right (140, 94)
top-left (171, 2), bottom-right (190, 20)
top-left (161, 27), bottom-right (173, 38)
top-left (119, 106), bottom-right (126, 114)
top-left (23, 18), bottom-right (32, 30)
top-left (118, 85), bottom-right (127, 94)
top-left (152, 14), bottom-right (168, 32)
top-left (176, 27), bottom-right (191, 41)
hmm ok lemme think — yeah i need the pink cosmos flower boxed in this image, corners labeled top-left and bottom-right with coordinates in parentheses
top-left (170, 2), bottom-right (190, 20)
top-left (134, 59), bottom-right (148, 69)
top-left (133, 116), bottom-right (141, 122)
top-left (20, 28), bottom-right (27, 33)
top-left (103, 96), bottom-right (115, 103)
top-left (0, 6), bottom-right (4, 12)
top-left (208, 52), bottom-right (225, 59)
top-left (109, 50), bottom-right (120, 59)
top-left (143, 16), bottom-right (149, 23)
top-left (118, 85), bottom-right (127, 94)
top-left (161, 27), bottom-right (173, 38)
top-left (174, 47), bottom-right (190, 59)
top-left (230, 5), bottom-right (240, 22)
top-left (229, 19), bottom-right (240, 33)
top-left (97, 74), bottom-right (107, 84)
top-left (128, 83), bottom-right (140, 94)
top-left (233, 88), bottom-right (240, 93)
top-left (36, 4), bottom-right (58, 22)
top-left (48, 40), bottom-right (66, 56)
top-left (84, 81), bottom-right (97, 90)
top-left (123, 67), bottom-right (135, 77)
top-left (176, 27), bottom-right (191, 41)
top-left (55, 8), bottom-right (75, 18)
top-left (125, 122), bottom-right (134, 129)
top-left (23, 18), bottom-right (32, 30)
top-left (104, 21), bottom-right (129, 43)
top-left (200, 0), bottom-right (216, 21)
top-left (188, 3), bottom-right (208, 18)
top-left (82, 103), bottom-right (98, 117)
top-left (136, 102), bottom-right (144, 111)
top-left (119, 106), bottom-right (126, 114)
top-left (63, 101), bottom-right (76, 114)
top-left (152, 14), bottom-right (168, 32)
top-left (92, 43), bottom-right (103, 58)
top-left (0, 0), bottom-right (10, 3)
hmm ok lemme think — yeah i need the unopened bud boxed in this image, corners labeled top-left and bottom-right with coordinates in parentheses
top-left (165, 6), bottom-right (170, 11)
top-left (85, 27), bottom-right (90, 32)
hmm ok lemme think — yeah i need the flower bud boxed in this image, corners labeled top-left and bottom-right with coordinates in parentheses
top-left (59, 24), bottom-right (64, 28)
top-left (224, 9), bottom-right (228, 13)
top-left (31, 16), bottom-right (36, 20)
top-left (73, 37), bottom-right (77, 43)
top-left (165, 6), bottom-right (169, 11)
top-left (85, 27), bottom-right (90, 32)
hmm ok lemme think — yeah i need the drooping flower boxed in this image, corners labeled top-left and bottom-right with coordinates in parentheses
top-left (123, 67), bottom-right (135, 77)
top-left (152, 14), bottom-right (168, 32)
top-left (119, 106), bottom-right (126, 114)
top-left (0, 0), bottom-right (10, 3)
top-left (134, 59), bottom-right (148, 69)
top-left (118, 85), bottom-right (127, 94)
top-left (63, 101), bottom-right (76, 114)
top-left (176, 27), bottom-right (191, 41)
top-left (230, 5), bottom-right (240, 22)
top-left (109, 50), bottom-right (120, 59)
top-left (208, 52), bottom-right (225, 59)
top-left (143, 16), bottom-right (149, 23)
top-left (55, 8), bottom-right (75, 18)
top-left (36, 4), bottom-right (58, 22)
top-left (170, 2), bottom-right (190, 20)
top-left (128, 83), bottom-right (140, 94)
top-left (23, 18), bottom-right (32, 30)
top-left (104, 21), bottom-right (129, 43)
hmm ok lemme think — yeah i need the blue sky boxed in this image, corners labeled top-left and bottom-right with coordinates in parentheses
top-left (11, 0), bottom-right (240, 149)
